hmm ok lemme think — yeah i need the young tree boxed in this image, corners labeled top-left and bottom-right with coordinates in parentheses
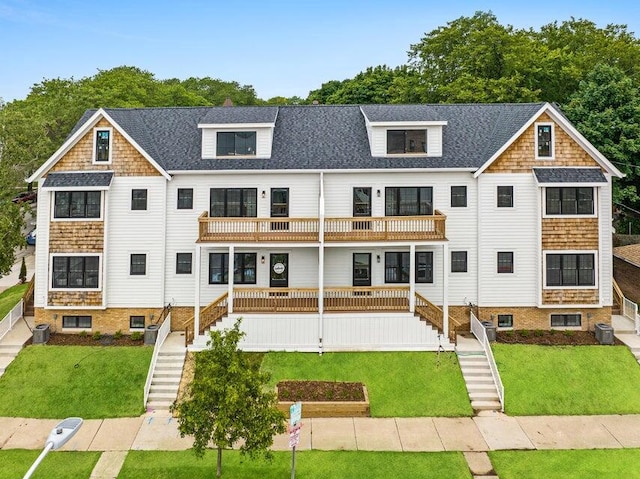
top-left (19, 256), bottom-right (27, 284)
top-left (172, 319), bottom-right (285, 478)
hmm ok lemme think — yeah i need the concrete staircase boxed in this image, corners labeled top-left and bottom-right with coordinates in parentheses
top-left (457, 350), bottom-right (501, 413)
top-left (146, 336), bottom-right (187, 412)
top-left (0, 344), bottom-right (23, 377)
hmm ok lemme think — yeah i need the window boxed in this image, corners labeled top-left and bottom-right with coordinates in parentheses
top-left (131, 189), bottom-right (147, 211)
top-left (209, 253), bottom-right (257, 284)
top-left (176, 253), bottom-right (192, 274)
top-left (130, 254), bottom-right (147, 275)
top-left (177, 188), bottom-right (193, 209)
top-left (385, 251), bottom-right (433, 283)
top-left (52, 256), bottom-right (99, 288)
top-left (54, 191), bottom-right (101, 219)
top-left (353, 253), bottom-right (371, 287)
top-left (216, 131), bottom-right (256, 156)
top-left (63, 315), bottom-right (92, 328)
top-left (451, 186), bottom-right (467, 207)
top-left (385, 187), bottom-right (433, 216)
top-left (497, 186), bottom-right (513, 208)
top-left (497, 252), bottom-right (514, 274)
top-left (95, 130), bottom-right (111, 162)
top-left (537, 124), bottom-right (553, 158)
top-left (546, 253), bottom-right (595, 287)
top-left (210, 188), bottom-right (257, 217)
top-left (271, 188), bottom-right (289, 217)
top-left (497, 314), bottom-right (513, 328)
top-left (353, 187), bottom-right (372, 216)
top-left (451, 251), bottom-right (468, 273)
top-left (546, 187), bottom-right (594, 215)
top-left (551, 314), bottom-right (581, 327)
top-left (130, 316), bottom-right (145, 329)
top-left (387, 130), bottom-right (427, 154)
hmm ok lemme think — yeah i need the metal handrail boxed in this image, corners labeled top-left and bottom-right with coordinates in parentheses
top-left (470, 312), bottom-right (504, 412)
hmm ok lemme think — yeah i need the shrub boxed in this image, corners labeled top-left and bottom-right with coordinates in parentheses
top-left (505, 330), bottom-right (515, 337)
top-left (114, 330), bottom-right (123, 340)
top-left (92, 331), bottom-right (102, 341)
top-left (563, 330), bottom-right (575, 337)
top-left (534, 329), bottom-right (544, 337)
top-left (519, 330), bottom-right (530, 338)
top-left (19, 257), bottom-right (27, 284)
top-left (549, 329), bottom-right (557, 335)
top-left (78, 330), bottom-right (88, 338)
top-left (131, 331), bottom-right (143, 341)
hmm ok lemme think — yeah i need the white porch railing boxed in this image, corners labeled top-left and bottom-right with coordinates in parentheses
top-left (0, 300), bottom-right (24, 342)
top-left (470, 312), bottom-right (504, 412)
top-left (143, 314), bottom-right (172, 407)
top-left (622, 298), bottom-right (640, 335)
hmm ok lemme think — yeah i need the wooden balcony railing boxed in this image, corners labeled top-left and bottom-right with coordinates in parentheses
top-left (414, 292), bottom-right (461, 343)
top-left (198, 212), bottom-right (319, 242)
top-left (198, 211), bottom-right (447, 243)
top-left (183, 292), bottom-right (229, 346)
top-left (324, 211), bottom-right (446, 242)
top-left (324, 286), bottom-right (409, 311)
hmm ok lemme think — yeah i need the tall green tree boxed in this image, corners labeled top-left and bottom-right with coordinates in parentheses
top-left (563, 64), bottom-right (640, 205)
top-left (180, 77), bottom-right (260, 106)
top-left (0, 200), bottom-right (25, 277)
top-left (171, 319), bottom-right (285, 478)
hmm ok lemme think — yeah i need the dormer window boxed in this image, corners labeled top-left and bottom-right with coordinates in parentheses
top-left (536, 123), bottom-right (554, 159)
top-left (387, 130), bottom-right (427, 154)
top-left (93, 128), bottom-right (112, 163)
top-left (216, 131), bottom-right (256, 156)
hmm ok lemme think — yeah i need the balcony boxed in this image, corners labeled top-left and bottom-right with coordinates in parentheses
top-left (198, 211), bottom-right (446, 243)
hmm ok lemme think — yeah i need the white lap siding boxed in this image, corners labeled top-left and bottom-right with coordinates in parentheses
top-left (105, 176), bottom-right (166, 307)
top-left (477, 173), bottom-right (538, 306)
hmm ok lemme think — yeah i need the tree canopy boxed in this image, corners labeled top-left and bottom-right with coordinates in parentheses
top-left (171, 319), bottom-right (285, 478)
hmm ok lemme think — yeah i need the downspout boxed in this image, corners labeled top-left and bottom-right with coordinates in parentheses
top-left (194, 245), bottom-right (201, 338)
top-left (228, 245), bottom-right (235, 313)
top-left (318, 172), bottom-right (325, 354)
top-left (443, 242), bottom-right (449, 339)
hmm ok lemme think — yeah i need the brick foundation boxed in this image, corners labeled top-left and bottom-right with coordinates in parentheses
top-left (34, 307), bottom-right (164, 334)
top-left (476, 306), bottom-right (611, 332)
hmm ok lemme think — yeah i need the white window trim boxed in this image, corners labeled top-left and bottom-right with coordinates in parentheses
top-left (535, 122), bottom-right (555, 160)
top-left (49, 253), bottom-right (102, 292)
top-left (129, 252), bottom-right (149, 277)
top-left (384, 127), bottom-right (430, 157)
top-left (496, 250), bottom-right (515, 275)
top-left (130, 188), bottom-right (148, 212)
top-left (214, 129), bottom-right (258, 159)
top-left (542, 250), bottom-right (598, 290)
top-left (541, 186), bottom-right (598, 219)
top-left (176, 187), bottom-right (196, 211)
top-left (92, 127), bottom-right (113, 164)
top-left (496, 185), bottom-right (514, 209)
top-left (175, 251), bottom-right (194, 276)
top-left (50, 190), bottom-right (105, 222)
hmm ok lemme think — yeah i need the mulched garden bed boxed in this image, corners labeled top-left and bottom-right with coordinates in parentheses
top-left (277, 380), bottom-right (366, 402)
top-left (28, 332), bottom-right (145, 347)
top-left (496, 330), bottom-right (623, 346)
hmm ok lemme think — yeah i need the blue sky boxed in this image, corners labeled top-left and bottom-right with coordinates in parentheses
top-left (1, 0), bottom-right (639, 102)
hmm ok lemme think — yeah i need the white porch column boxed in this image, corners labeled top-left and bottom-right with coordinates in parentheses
top-left (194, 244), bottom-right (201, 336)
top-left (442, 243), bottom-right (449, 339)
top-left (318, 172), bottom-right (325, 353)
top-left (227, 245), bottom-right (234, 313)
top-left (409, 244), bottom-right (416, 313)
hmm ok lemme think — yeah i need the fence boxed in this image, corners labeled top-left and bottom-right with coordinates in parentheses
top-left (0, 300), bottom-right (23, 342)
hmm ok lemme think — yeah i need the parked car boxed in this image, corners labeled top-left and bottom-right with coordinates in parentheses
top-left (26, 229), bottom-right (36, 245)
top-left (12, 191), bottom-right (37, 204)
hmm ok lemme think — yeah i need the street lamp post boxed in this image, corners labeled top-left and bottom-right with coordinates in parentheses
top-left (23, 417), bottom-right (83, 479)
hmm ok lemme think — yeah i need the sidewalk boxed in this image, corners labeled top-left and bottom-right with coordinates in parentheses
top-left (0, 248), bottom-right (35, 294)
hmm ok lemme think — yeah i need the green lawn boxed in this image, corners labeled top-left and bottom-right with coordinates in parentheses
top-left (0, 345), bottom-right (152, 418)
top-left (0, 283), bottom-right (28, 320)
top-left (0, 450), bottom-right (100, 479)
top-left (119, 450), bottom-right (472, 479)
top-left (490, 449), bottom-right (640, 479)
top-left (493, 344), bottom-right (640, 415)
top-left (261, 351), bottom-right (473, 417)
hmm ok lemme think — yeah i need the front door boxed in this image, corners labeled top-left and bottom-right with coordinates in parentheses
top-left (353, 253), bottom-right (372, 287)
top-left (270, 253), bottom-right (289, 287)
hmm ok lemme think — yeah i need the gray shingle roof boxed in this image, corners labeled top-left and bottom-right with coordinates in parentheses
top-left (533, 168), bottom-right (607, 184)
top-left (67, 103), bottom-right (549, 172)
top-left (42, 171), bottom-right (114, 188)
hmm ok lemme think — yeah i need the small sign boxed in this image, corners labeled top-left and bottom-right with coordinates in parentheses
top-left (288, 427), bottom-right (301, 448)
top-left (289, 402), bottom-right (302, 428)
top-left (273, 262), bottom-right (286, 275)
